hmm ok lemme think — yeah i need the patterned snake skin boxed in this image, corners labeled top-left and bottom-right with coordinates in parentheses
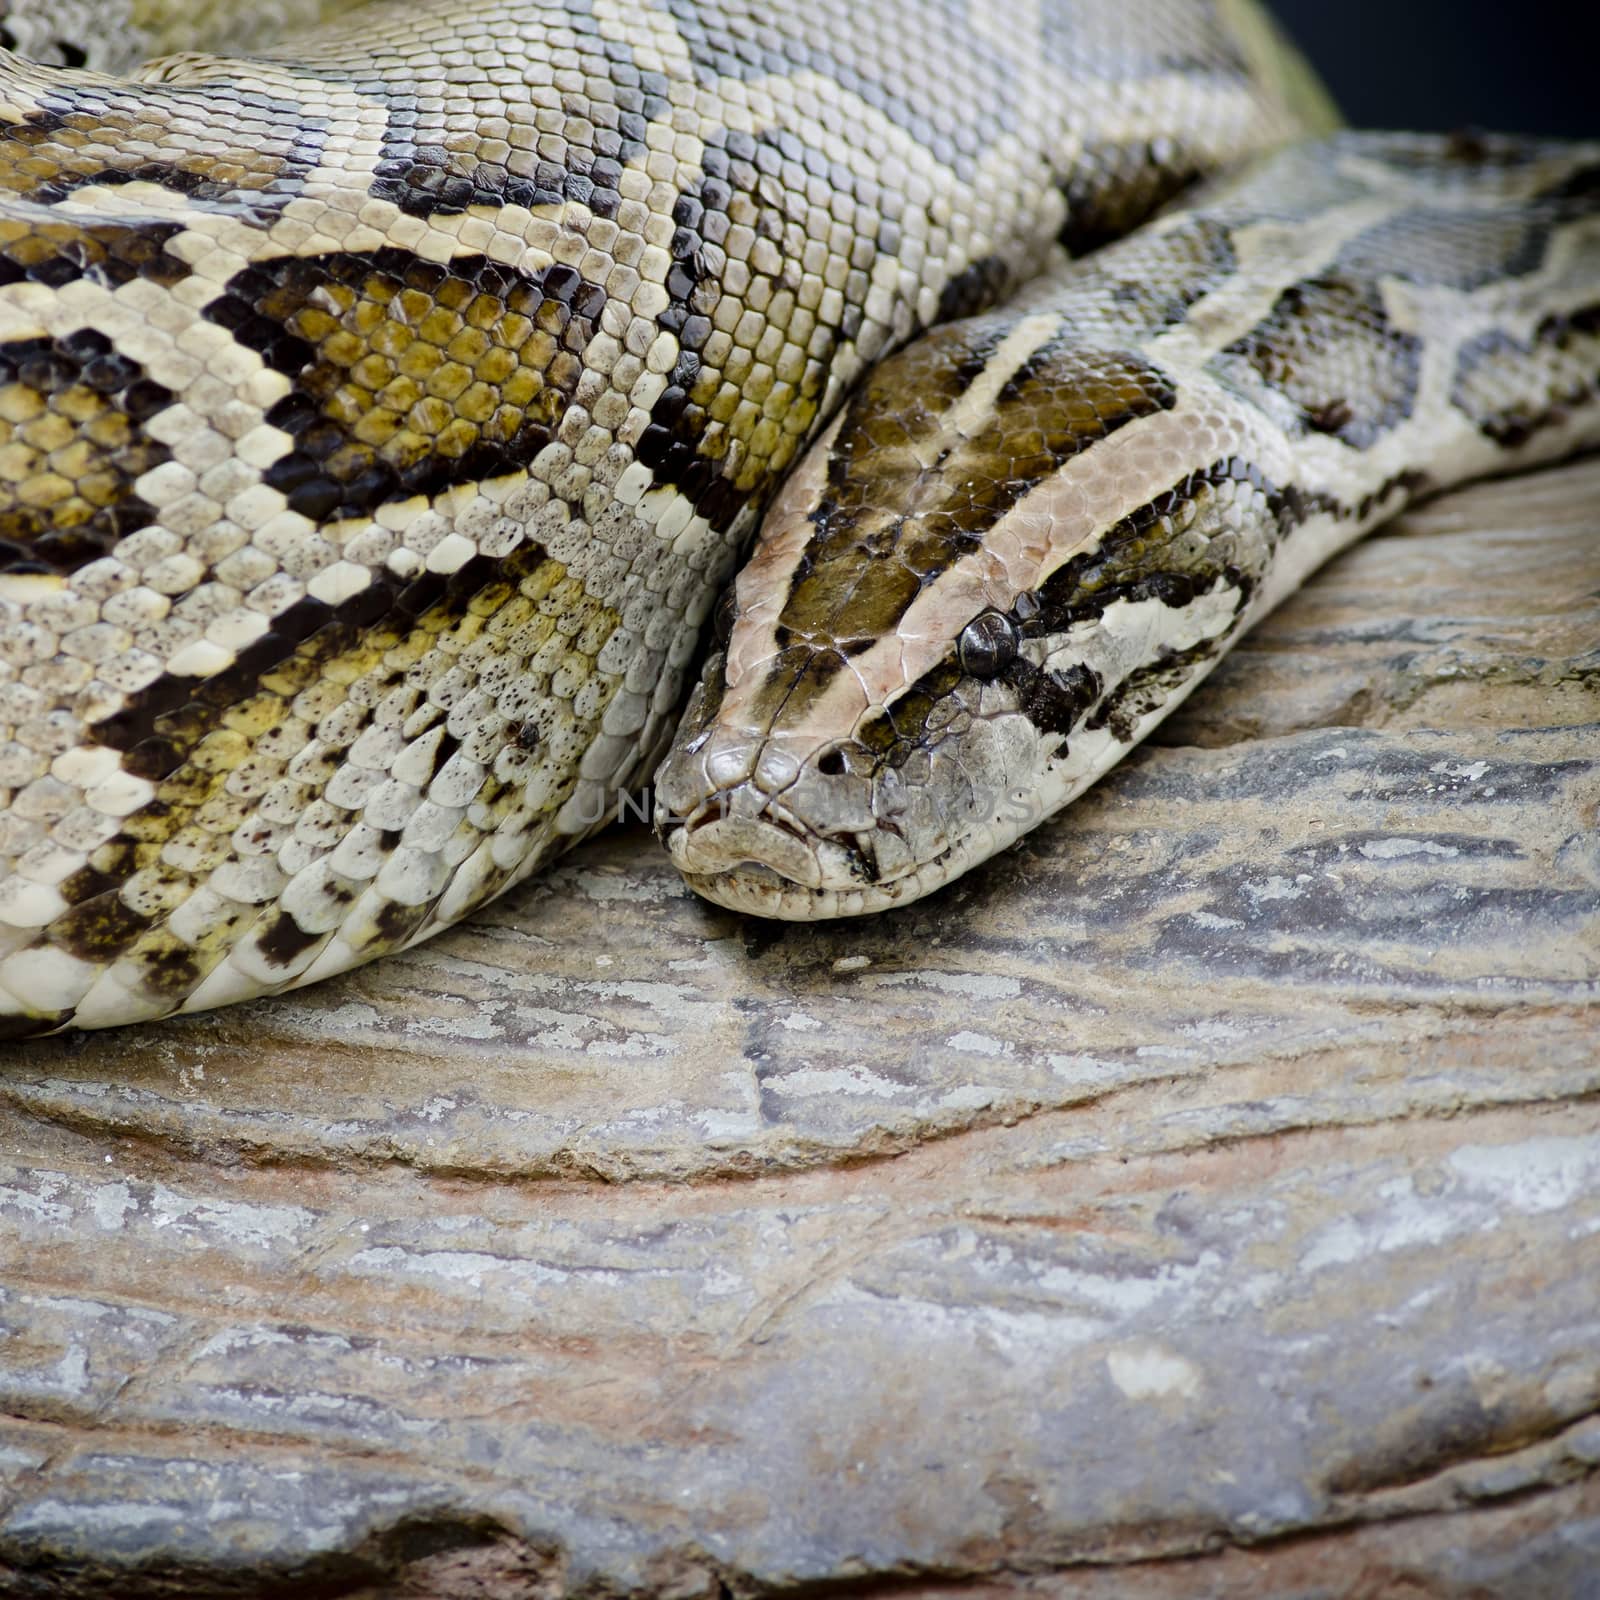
top-left (656, 132), bottom-right (1600, 914)
top-left (0, 2), bottom-right (1588, 1034)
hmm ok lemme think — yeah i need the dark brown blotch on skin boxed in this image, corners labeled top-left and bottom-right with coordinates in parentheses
top-left (253, 913), bottom-right (326, 971)
top-left (1337, 207), bottom-right (1553, 293)
top-left (1087, 635), bottom-right (1232, 742)
top-left (209, 249), bottom-right (601, 525)
top-left (754, 333), bottom-right (1178, 732)
top-left (1224, 273), bottom-right (1422, 450)
top-left (1091, 214), bottom-right (1239, 337)
top-left (0, 332), bottom-right (173, 576)
top-left (1452, 302), bottom-right (1600, 448)
top-left (49, 891), bottom-right (152, 965)
top-left (120, 934), bottom-right (207, 1003)
top-left (1057, 137), bottom-right (1208, 257)
top-left (371, 897), bottom-right (432, 952)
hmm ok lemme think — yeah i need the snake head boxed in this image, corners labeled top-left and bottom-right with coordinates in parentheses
top-left (654, 309), bottom-right (1271, 919)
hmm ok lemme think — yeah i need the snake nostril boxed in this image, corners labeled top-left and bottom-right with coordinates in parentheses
top-left (816, 745), bottom-right (848, 777)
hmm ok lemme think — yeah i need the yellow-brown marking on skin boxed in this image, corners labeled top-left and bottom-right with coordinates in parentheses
top-left (733, 325), bottom-right (1179, 737)
top-left (53, 546), bottom-right (624, 1007)
top-left (0, 98), bottom-right (304, 200)
top-left (781, 331), bottom-right (1176, 633)
top-left (0, 331), bottom-right (172, 572)
top-left (229, 249), bottom-right (604, 522)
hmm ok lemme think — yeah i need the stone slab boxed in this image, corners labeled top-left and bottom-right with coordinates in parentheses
top-left (0, 458), bottom-right (1596, 1597)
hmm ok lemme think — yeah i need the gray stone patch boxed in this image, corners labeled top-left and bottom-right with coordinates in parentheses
top-left (0, 458), bottom-right (1597, 1594)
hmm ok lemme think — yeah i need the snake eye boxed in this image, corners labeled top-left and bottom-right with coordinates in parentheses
top-left (958, 609), bottom-right (1019, 678)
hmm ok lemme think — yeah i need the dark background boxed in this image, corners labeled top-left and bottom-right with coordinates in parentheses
top-left (1269, 1), bottom-right (1592, 138)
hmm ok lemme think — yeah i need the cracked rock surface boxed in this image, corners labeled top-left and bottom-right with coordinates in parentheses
top-left (0, 458), bottom-right (1597, 1598)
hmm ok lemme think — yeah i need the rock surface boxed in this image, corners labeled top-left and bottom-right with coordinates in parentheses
top-left (0, 458), bottom-right (1597, 1598)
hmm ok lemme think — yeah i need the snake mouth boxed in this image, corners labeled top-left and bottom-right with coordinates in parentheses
top-left (667, 806), bottom-right (831, 890)
top-left (660, 790), bottom-right (957, 920)
top-left (668, 819), bottom-right (953, 921)
top-left (666, 791), bottom-right (897, 888)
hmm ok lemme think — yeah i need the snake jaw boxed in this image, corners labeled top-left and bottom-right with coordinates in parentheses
top-left (654, 691), bottom-right (1036, 918)
top-left (660, 768), bottom-right (1023, 922)
top-left (666, 810), bottom-right (830, 892)
top-left (656, 726), bottom-right (891, 903)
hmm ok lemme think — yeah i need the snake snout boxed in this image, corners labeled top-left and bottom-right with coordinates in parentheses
top-left (655, 730), bottom-right (890, 897)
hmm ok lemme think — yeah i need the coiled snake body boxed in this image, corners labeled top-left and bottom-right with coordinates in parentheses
top-left (0, 1), bottom-right (1593, 1034)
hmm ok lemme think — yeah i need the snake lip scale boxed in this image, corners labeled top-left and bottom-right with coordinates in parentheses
top-left (0, 1), bottom-right (1594, 1032)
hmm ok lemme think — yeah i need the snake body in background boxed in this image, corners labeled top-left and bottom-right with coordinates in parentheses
top-left (0, 4), bottom-right (1591, 1036)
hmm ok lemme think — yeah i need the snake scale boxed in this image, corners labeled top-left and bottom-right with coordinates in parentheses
top-left (0, 2), bottom-right (1593, 1035)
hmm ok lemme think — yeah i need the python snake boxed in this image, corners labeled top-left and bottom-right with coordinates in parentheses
top-left (0, 2), bottom-right (1592, 1035)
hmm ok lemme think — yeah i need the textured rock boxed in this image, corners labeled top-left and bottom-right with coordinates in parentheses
top-left (0, 457), bottom-right (1596, 1597)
